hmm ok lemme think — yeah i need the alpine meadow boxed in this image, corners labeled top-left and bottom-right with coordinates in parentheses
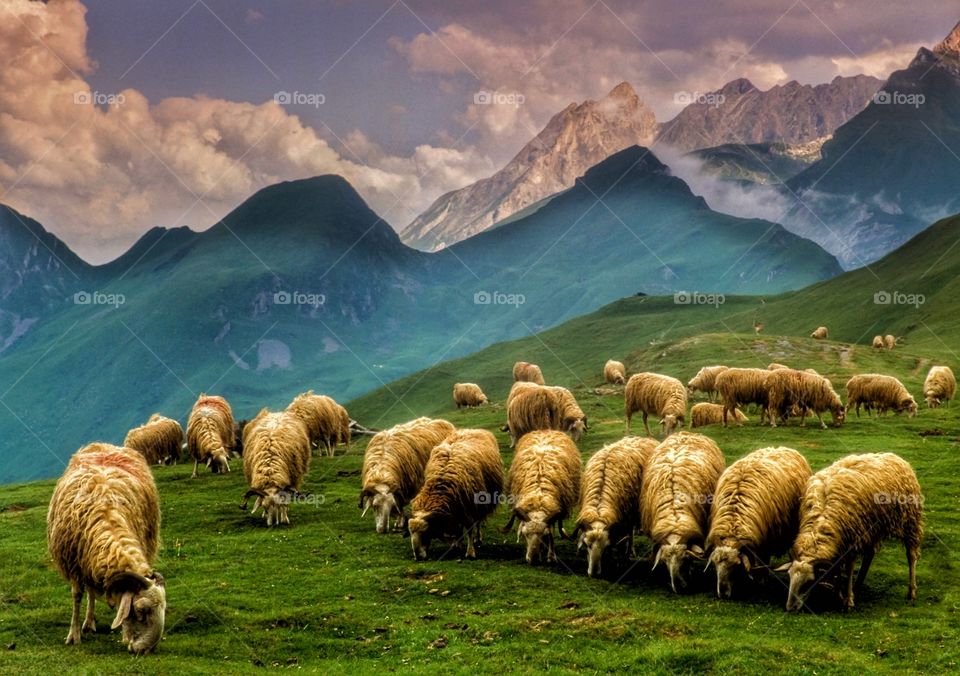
top-left (1, 2), bottom-right (959, 674)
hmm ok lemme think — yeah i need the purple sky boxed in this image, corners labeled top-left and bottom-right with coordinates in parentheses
top-left (0, 0), bottom-right (954, 261)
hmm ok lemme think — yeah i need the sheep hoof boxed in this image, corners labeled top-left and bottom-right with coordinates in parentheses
top-left (65, 632), bottom-right (80, 646)
top-left (82, 619), bottom-right (96, 634)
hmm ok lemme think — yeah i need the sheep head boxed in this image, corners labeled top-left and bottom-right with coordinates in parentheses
top-left (519, 515), bottom-right (551, 565)
top-left (902, 399), bottom-right (918, 417)
top-left (776, 559), bottom-right (820, 611)
top-left (107, 571), bottom-right (166, 656)
top-left (566, 418), bottom-right (586, 442)
top-left (361, 486), bottom-right (399, 534)
top-left (579, 524), bottom-right (610, 577)
top-left (408, 514), bottom-right (432, 560)
top-left (832, 405), bottom-right (846, 426)
top-left (707, 546), bottom-right (750, 599)
top-left (206, 448), bottom-right (230, 474)
top-left (653, 541), bottom-right (703, 593)
top-left (660, 415), bottom-right (680, 437)
top-left (925, 392), bottom-right (941, 408)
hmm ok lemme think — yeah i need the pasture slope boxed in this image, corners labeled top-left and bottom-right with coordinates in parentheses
top-left (1, 325), bottom-right (958, 673)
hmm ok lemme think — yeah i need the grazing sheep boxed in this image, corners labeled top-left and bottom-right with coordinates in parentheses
top-left (47, 443), bottom-right (166, 654)
top-left (240, 409), bottom-right (312, 526)
top-left (548, 385), bottom-right (588, 442)
top-left (690, 403), bottom-right (747, 428)
top-left (124, 414), bottom-right (183, 466)
top-left (687, 366), bottom-right (728, 402)
top-left (845, 374), bottom-right (917, 417)
top-left (872, 335), bottom-right (885, 349)
top-left (777, 453), bottom-right (923, 610)
top-left (506, 384), bottom-right (587, 447)
top-left (574, 436), bottom-right (658, 577)
top-left (715, 368), bottom-right (771, 426)
top-left (506, 380), bottom-right (539, 409)
top-left (453, 383), bottom-right (488, 409)
top-left (604, 360), bottom-right (627, 385)
top-left (625, 372), bottom-right (687, 437)
top-left (502, 431), bottom-right (582, 564)
top-left (767, 363), bottom-right (789, 371)
top-left (923, 366), bottom-right (955, 408)
top-left (359, 417), bottom-right (455, 534)
top-left (767, 369), bottom-right (845, 429)
top-left (409, 429), bottom-right (505, 561)
top-left (706, 447), bottom-right (811, 599)
top-left (811, 326), bottom-right (828, 340)
top-left (884, 334), bottom-right (897, 350)
top-left (187, 394), bottom-right (236, 477)
top-left (286, 391), bottom-right (348, 457)
top-left (513, 361), bottom-right (545, 385)
top-left (641, 432), bottom-right (725, 592)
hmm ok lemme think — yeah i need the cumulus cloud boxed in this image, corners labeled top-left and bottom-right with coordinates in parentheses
top-left (0, 0), bottom-right (490, 262)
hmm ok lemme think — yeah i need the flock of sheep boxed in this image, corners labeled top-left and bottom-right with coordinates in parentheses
top-left (43, 341), bottom-right (950, 656)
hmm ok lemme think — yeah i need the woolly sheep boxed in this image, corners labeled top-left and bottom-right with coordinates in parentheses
top-left (923, 365), bottom-right (955, 408)
top-left (574, 436), bottom-right (658, 577)
top-left (767, 363), bottom-right (789, 371)
top-left (359, 417), bottom-right (455, 534)
top-left (640, 431), bottom-right (725, 592)
top-left (767, 369), bottom-right (845, 429)
top-left (604, 360), bottom-right (627, 385)
top-left (409, 429), bottom-right (505, 560)
top-left (240, 409), bottom-right (312, 526)
top-left (811, 326), bottom-right (828, 340)
top-left (47, 443), bottom-right (166, 654)
top-left (505, 384), bottom-right (586, 447)
top-left (715, 368), bottom-right (771, 426)
top-left (503, 431), bottom-right (582, 564)
top-left (187, 394), bottom-right (236, 477)
top-left (625, 372), bottom-right (687, 437)
top-left (705, 447), bottom-right (811, 599)
top-left (777, 453), bottom-right (923, 610)
top-left (286, 391), bottom-right (348, 457)
top-left (453, 383), bottom-right (488, 408)
top-left (884, 334), bottom-right (897, 350)
top-left (690, 403), bottom-right (747, 428)
top-left (845, 374), bottom-right (917, 417)
top-left (687, 365), bottom-right (728, 402)
top-left (124, 414), bottom-right (183, 466)
top-left (872, 335), bottom-right (885, 349)
top-left (513, 361), bottom-right (545, 385)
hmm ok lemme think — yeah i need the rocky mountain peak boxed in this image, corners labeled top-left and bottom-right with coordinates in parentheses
top-left (933, 20), bottom-right (960, 58)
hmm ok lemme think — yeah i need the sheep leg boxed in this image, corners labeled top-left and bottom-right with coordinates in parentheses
top-left (814, 410), bottom-right (827, 429)
top-left (642, 412), bottom-right (652, 437)
top-left (464, 527), bottom-right (477, 559)
top-left (855, 548), bottom-right (875, 589)
top-left (191, 459), bottom-right (199, 479)
top-left (66, 583), bottom-right (83, 645)
top-left (843, 556), bottom-right (857, 609)
top-left (906, 544), bottom-right (919, 601)
top-left (625, 410), bottom-right (632, 433)
top-left (546, 531), bottom-right (557, 563)
top-left (82, 588), bottom-right (96, 633)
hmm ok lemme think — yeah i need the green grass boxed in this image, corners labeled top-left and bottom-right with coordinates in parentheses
top-left (2, 330), bottom-right (959, 673)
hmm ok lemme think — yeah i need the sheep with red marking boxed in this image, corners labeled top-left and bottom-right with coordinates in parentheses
top-left (240, 409), bottom-right (312, 526)
top-left (604, 360), bottom-right (626, 385)
top-left (625, 372), bottom-right (687, 437)
top-left (845, 374), bottom-right (917, 417)
top-left (47, 443), bottom-right (166, 654)
top-left (706, 447), bottom-right (811, 599)
top-left (513, 361), bottom-right (545, 385)
top-left (778, 453), bottom-right (923, 610)
top-left (186, 394), bottom-right (236, 477)
top-left (124, 414), bottom-right (183, 466)
top-left (453, 383), bottom-right (488, 408)
top-left (923, 365), bottom-right (955, 408)
top-left (640, 431), bottom-right (725, 592)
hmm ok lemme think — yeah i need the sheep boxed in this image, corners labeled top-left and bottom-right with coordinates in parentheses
top-left (505, 384), bottom-right (587, 447)
top-left (845, 374), bottom-right (917, 417)
top-left (506, 380), bottom-right (539, 409)
top-left (573, 436), bottom-right (658, 577)
top-left (286, 391), bottom-right (348, 457)
top-left (502, 431), bottom-right (582, 564)
top-left (690, 403), bottom-right (747, 428)
top-left (186, 394), bottom-right (236, 477)
top-left (777, 453), bottom-right (923, 610)
top-left (811, 326), bottom-right (828, 340)
top-left (715, 368), bottom-right (771, 426)
top-left (240, 409), bottom-right (312, 526)
top-left (923, 365), bottom-right (955, 408)
top-left (358, 417), bottom-right (455, 534)
top-left (767, 369), bottom-right (845, 429)
top-left (640, 432), bottom-right (725, 592)
top-left (453, 383), bottom-right (488, 409)
top-left (872, 335), bottom-right (885, 349)
top-left (513, 361), bottom-right (545, 385)
top-left (767, 363), bottom-right (789, 371)
top-left (604, 360), bottom-right (627, 385)
top-left (47, 443), bottom-right (166, 654)
top-left (409, 429), bottom-right (505, 560)
top-left (705, 447), bottom-right (811, 599)
top-left (124, 414), bottom-right (183, 466)
top-left (625, 372), bottom-right (687, 437)
top-left (687, 365), bottom-right (728, 402)
top-left (884, 334), bottom-right (897, 350)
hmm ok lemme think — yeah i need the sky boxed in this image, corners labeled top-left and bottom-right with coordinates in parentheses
top-left (0, 0), bottom-right (954, 263)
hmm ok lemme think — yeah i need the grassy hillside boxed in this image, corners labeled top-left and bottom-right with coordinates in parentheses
top-left (2, 330), bottom-right (958, 673)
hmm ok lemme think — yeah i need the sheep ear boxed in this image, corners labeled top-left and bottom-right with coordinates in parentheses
top-left (111, 592), bottom-right (134, 630)
top-left (107, 571), bottom-right (150, 595)
top-left (149, 572), bottom-right (165, 588)
top-left (652, 548), bottom-right (663, 570)
top-left (774, 562), bottom-right (792, 573)
top-left (741, 555), bottom-right (752, 573)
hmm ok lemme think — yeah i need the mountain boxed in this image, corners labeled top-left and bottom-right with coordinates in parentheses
top-left (401, 82), bottom-right (658, 251)
top-left (781, 21), bottom-right (960, 268)
top-left (657, 75), bottom-right (881, 151)
top-left (686, 138), bottom-right (827, 184)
